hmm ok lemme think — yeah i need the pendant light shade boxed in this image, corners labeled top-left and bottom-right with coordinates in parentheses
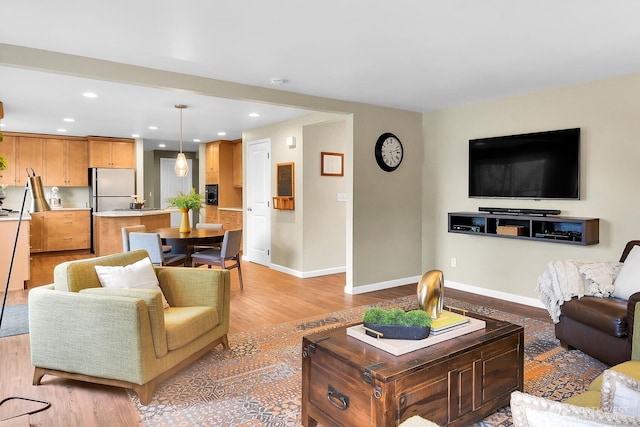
top-left (174, 104), bottom-right (189, 177)
top-left (175, 152), bottom-right (189, 177)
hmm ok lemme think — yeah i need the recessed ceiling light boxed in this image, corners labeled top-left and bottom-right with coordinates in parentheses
top-left (248, 112), bottom-right (260, 118)
top-left (193, 138), bottom-right (201, 143)
top-left (149, 125), bottom-right (158, 130)
top-left (57, 128), bottom-right (67, 132)
top-left (131, 133), bottom-right (140, 138)
top-left (270, 78), bottom-right (286, 86)
top-left (63, 117), bottom-right (75, 122)
top-left (83, 92), bottom-right (98, 98)
top-left (159, 143), bottom-right (166, 148)
top-left (217, 132), bottom-right (227, 136)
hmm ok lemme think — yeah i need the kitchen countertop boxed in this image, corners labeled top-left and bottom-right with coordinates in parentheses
top-left (93, 209), bottom-right (173, 217)
top-left (50, 207), bottom-right (92, 211)
top-left (0, 211), bottom-right (32, 221)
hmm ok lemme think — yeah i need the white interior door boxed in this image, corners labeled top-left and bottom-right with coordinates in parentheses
top-left (246, 139), bottom-right (271, 266)
top-left (160, 158), bottom-right (193, 227)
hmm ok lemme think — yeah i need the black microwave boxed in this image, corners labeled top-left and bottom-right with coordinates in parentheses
top-left (205, 184), bottom-right (218, 206)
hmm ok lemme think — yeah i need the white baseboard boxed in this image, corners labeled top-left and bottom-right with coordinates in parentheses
top-left (445, 280), bottom-right (545, 309)
top-left (345, 275), bottom-right (422, 295)
top-left (269, 263), bottom-right (346, 279)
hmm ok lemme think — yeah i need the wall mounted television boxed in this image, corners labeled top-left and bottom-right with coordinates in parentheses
top-left (468, 128), bottom-right (580, 200)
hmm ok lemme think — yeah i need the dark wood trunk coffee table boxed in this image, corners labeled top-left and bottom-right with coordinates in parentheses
top-left (301, 313), bottom-right (523, 427)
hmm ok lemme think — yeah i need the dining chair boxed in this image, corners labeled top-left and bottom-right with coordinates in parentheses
top-left (122, 225), bottom-right (172, 254)
top-left (128, 232), bottom-right (187, 266)
top-left (121, 225), bottom-right (146, 251)
top-left (191, 228), bottom-right (243, 290)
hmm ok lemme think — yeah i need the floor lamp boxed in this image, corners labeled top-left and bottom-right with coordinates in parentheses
top-left (0, 168), bottom-right (51, 421)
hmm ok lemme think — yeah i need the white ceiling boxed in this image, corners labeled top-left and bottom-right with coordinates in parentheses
top-left (2, 1), bottom-right (640, 151)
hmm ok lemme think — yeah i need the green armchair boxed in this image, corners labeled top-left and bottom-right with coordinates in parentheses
top-left (28, 250), bottom-right (231, 404)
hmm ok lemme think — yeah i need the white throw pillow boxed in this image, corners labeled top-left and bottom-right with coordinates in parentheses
top-left (94, 257), bottom-right (169, 308)
top-left (510, 391), bottom-right (640, 427)
top-left (613, 245), bottom-right (640, 299)
top-left (601, 370), bottom-right (640, 416)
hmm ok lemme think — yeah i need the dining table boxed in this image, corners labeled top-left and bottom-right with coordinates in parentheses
top-left (152, 227), bottom-right (225, 266)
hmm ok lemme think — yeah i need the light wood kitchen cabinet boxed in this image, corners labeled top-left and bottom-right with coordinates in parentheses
top-left (219, 209), bottom-right (242, 230)
top-left (43, 210), bottom-right (91, 251)
top-left (205, 205), bottom-right (219, 223)
top-left (16, 136), bottom-right (44, 186)
top-left (206, 140), bottom-right (242, 207)
top-left (232, 139), bottom-right (242, 187)
top-left (44, 137), bottom-right (89, 186)
top-left (205, 142), bottom-right (220, 184)
top-left (88, 137), bottom-right (135, 168)
top-left (0, 135), bottom-right (44, 186)
top-left (29, 212), bottom-right (45, 253)
top-left (0, 134), bottom-right (17, 186)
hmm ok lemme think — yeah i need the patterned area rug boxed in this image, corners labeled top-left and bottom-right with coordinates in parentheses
top-left (132, 296), bottom-right (608, 426)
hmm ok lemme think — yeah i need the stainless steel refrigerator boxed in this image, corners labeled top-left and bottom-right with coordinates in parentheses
top-left (90, 168), bottom-right (136, 212)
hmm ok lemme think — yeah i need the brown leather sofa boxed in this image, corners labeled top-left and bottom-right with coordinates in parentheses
top-left (555, 240), bottom-right (640, 366)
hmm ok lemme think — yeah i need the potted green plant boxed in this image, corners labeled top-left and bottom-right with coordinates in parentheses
top-left (167, 188), bottom-right (203, 233)
top-left (362, 307), bottom-right (432, 340)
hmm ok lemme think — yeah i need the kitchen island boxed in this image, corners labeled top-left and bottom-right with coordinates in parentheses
top-left (0, 212), bottom-right (31, 291)
top-left (93, 209), bottom-right (171, 256)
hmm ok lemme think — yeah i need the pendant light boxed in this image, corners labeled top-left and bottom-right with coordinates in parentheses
top-left (174, 104), bottom-right (189, 177)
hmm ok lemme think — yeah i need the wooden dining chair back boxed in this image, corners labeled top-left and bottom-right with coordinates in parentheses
top-left (191, 228), bottom-right (243, 290)
top-left (122, 225), bottom-right (146, 251)
top-left (128, 232), bottom-right (186, 267)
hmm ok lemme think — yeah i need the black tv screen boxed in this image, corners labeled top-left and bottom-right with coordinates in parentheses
top-left (468, 128), bottom-right (580, 200)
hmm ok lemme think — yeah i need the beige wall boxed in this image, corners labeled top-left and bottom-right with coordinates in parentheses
top-left (302, 119), bottom-right (347, 274)
top-left (425, 72), bottom-right (640, 304)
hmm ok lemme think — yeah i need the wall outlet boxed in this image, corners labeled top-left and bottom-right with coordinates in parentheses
top-left (450, 257), bottom-right (457, 267)
top-left (336, 193), bottom-right (347, 202)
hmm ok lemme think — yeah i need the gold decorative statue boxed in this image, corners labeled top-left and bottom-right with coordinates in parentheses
top-left (417, 270), bottom-right (444, 319)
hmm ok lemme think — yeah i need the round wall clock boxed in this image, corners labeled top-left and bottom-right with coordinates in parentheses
top-left (375, 132), bottom-right (404, 172)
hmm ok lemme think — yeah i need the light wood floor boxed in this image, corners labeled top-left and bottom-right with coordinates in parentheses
top-left (0, 252), bottom-right (548, 426)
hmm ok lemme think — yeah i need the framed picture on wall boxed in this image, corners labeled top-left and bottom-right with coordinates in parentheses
top-left (321, 152), bottom-right (344, 176)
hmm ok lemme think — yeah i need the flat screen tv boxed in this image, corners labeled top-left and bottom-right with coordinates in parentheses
top-left (468, 128), bottom-right (580, 200)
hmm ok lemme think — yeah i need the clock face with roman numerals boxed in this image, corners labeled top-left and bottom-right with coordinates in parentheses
top-left (375, 132), bottom-right (403, 172)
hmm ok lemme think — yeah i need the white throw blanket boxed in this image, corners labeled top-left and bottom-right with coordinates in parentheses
top-left (536, 260), bottom-right (623, 323)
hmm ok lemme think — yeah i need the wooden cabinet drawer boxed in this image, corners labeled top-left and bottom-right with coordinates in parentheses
top-left (44, 217), bottom-right (90, 235)
top-left (44, 210), bottom-right (89, 219)
top-left (45, 234), bottom-right (91, 251)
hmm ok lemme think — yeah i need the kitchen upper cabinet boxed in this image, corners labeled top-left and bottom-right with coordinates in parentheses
top-left (88, 137), bottom-right (135, 168)
top-left (1, 134), bottom-right (45, 186)
top-left (206, 140), bottom-right (242, 207)
top-left (16, 136), bottom-right (43, 186)
top-left (0, 134), bottom-right (17, 186)
top-left (205, 142), bottom-right (220, 184)
top-left (44, 137), bottom-right (89, 186)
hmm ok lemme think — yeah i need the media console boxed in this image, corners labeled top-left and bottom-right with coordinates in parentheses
top-left (448, 212), bottom-right (599, 246)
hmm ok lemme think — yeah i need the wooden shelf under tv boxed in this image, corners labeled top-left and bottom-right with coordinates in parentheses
top-left (448, 212), bottom-right (599, 246)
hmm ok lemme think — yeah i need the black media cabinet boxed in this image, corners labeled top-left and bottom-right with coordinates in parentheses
top-left (448, 212), bottom-right (599, 246)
